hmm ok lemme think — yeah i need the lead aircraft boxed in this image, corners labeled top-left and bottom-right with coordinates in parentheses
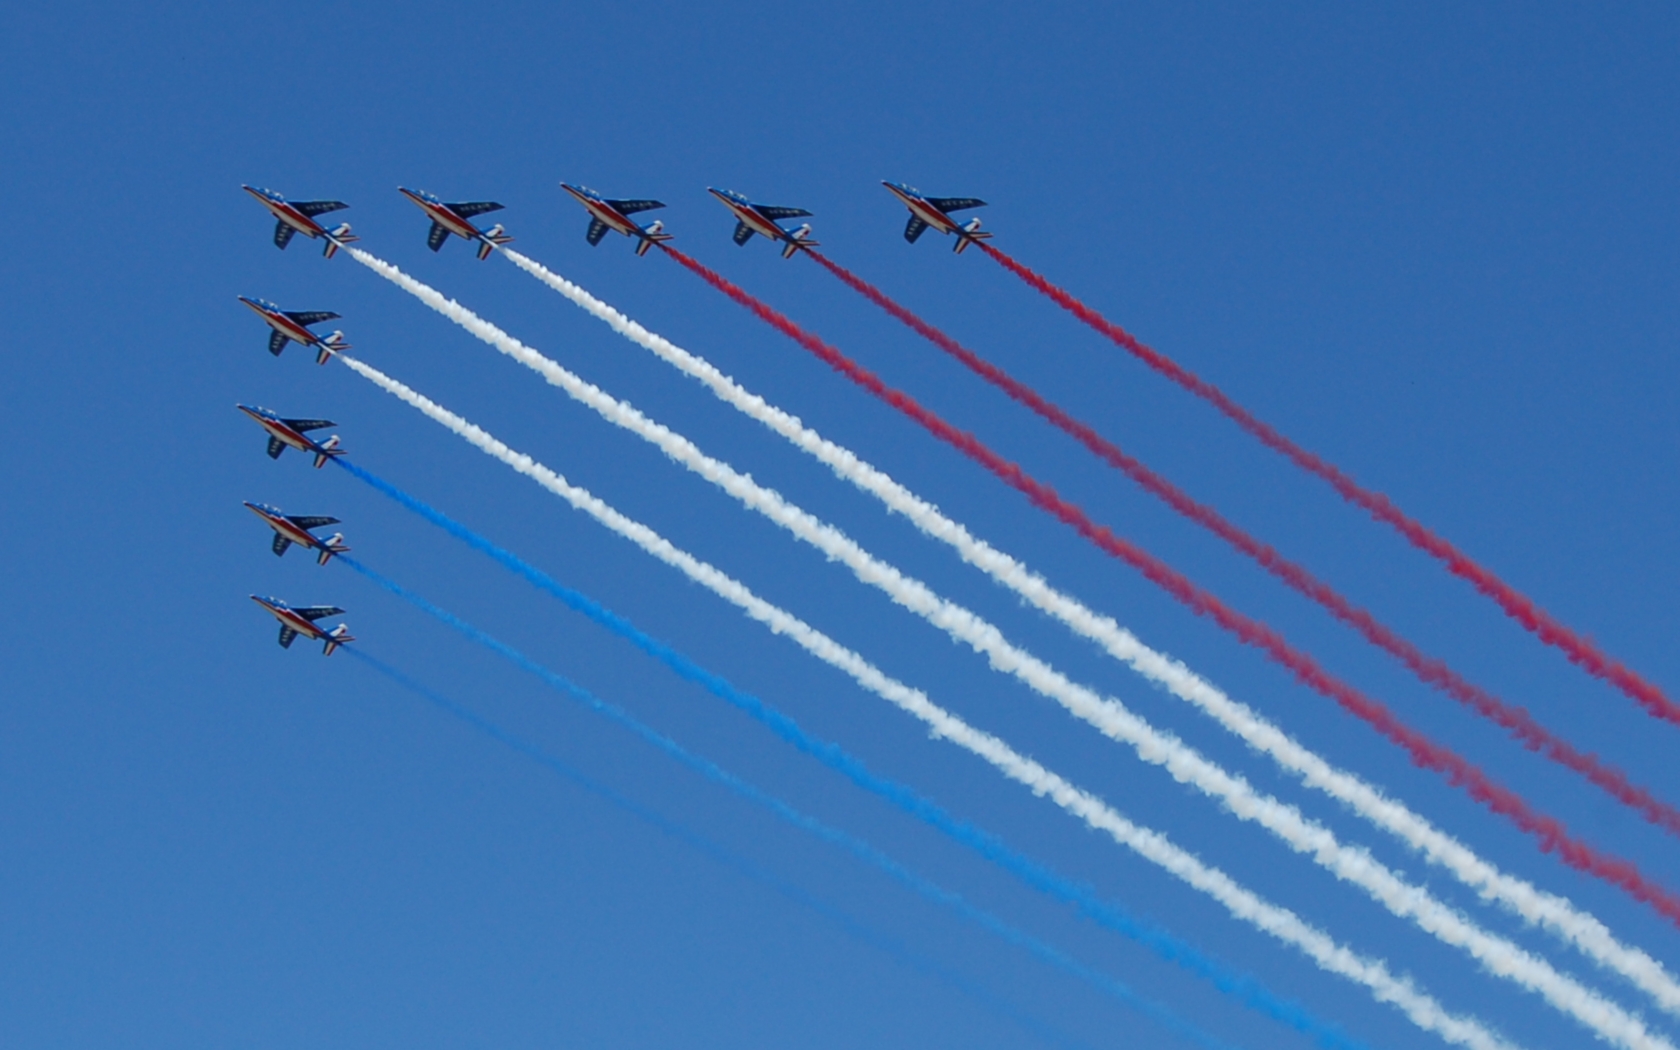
top-left (882, 181), bottom-right (992, 253)
top-left (242, 185), bottom-right (358, 257)
top-left (238, 296), bottom-right (350, 363)
top-left (398, 187), bottom-right (513, 259)
top-left (559, 184), bottom-right (673, 256)
top-left (244, 502), bottom-right (350, 564)
top-left (251, 595), bottom-right (354, 655)
top-left (706, 188), bottom-right (818, 258)
top-left (238, 404), bottom-right (345, 467)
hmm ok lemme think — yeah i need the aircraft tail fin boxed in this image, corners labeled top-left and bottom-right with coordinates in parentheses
top-left (634, 221), bottom-right (673, 256)
top-left (476, 224), bottom-right (513, 259)
top-left (317, 533), bottom-right (350, 565)
top-left (781, 224), bottom-right (818, 259)
top-left (316, 331), bottom-right (350, 365)
top-left (953, 217), bottom-right (993, 254)
top-left (322, 623), bottom-right (353, 656)
top-left (322, 223), bottom-right (357, 259)
top-left (312, 434), bottom-right (344, 469)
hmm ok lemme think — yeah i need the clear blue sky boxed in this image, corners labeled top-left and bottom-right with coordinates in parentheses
top-left (2, 3), bottom-right (1676, 1048)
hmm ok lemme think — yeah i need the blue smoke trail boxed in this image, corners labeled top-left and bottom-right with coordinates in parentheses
top-left (339, 559), bottom-right (1235, 1050)
top-left (342, 645), bottom-right (1101, 1050)
top-left (332, 457), bottom-right (1360, 1050)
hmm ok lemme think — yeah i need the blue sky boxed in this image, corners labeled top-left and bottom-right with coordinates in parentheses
top-left (2, 3), bottom-right (1677, 1047)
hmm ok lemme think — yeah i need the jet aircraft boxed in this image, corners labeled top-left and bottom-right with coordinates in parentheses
top-left (238, 296), bottom-right (350, 363)
top-left (244, 502), bottom-right (350, 564)
top-left (559, 184), bottom-right (673, 256)
top-left (238, 404), bottom-right (345, 467)
top-left (241, 185), bottom-right (358, 257)
top-left (251, 595), bottom-right (354, 655)
top-left (706, 188), bottom-right (818, 259)
top-left (397, 187), bottom-right (513, 259)
top-left (882, 181), bottom-right (993, 253)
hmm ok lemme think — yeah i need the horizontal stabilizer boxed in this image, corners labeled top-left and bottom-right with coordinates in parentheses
top-left (281, 418), bottom-right (334, 433)
top-left (607, 198), bottom-right (665, 215)
top-left (266, 435), bottom-right (285, 459)
top-left (271, 532), bottom-right (293, 556)
top-left (426, 221), bottom-right (450, 252)
top-left (294, 200), bottom-right (349, 218)
top-left (585, 217), bottom-right (610, 246)
top-left (268, 329), bottom-right (288, 356)
top-left (289, 515), bottom-right (340, 530)
top-left (284, 310), bottom-right (340, 326)
top-left (274, 221), bottom-right (296, 250)
top-left (904, 216), bottom-right (929, 243)
top-left (277, 625), bottom-right (298, 648)
top-left (447, 201), bottom-right (504, 219)
top-left (732, 221), bottom-right (755, 246)
top-left (756, 205), bottom-right (812, 220)
top-left (927, 196), bottom-right (987, 213)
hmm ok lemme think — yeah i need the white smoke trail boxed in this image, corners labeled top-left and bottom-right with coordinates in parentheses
top-left (499, 247), bottom-right (1680, 1019)
top-left (337, 349), bottom-right (1517, 1050)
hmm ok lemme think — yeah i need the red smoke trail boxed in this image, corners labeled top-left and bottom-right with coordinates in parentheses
top-left (809, 250), bottom-right (1680, 839)
top-left (662, 244), bottom-right (1680, 927)
top-left (979, 243), bottom-right (1680, 730)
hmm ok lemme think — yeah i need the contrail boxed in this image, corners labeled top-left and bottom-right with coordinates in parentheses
top-left (658, 244), bottom-right (1680, 932)
top-left (498, 246), bottom-right (1680, 1017)
top-left (977, 241), bottom-right (1680, 730)
top-left (332, 523), bottom-right (1362, 1050)
top-left (331, 352), bottom-right (1516, 1050)
top-left (344, 635), bottom-right (1216, 1050)
top-left (806, 248), bottom-right (1680, 839)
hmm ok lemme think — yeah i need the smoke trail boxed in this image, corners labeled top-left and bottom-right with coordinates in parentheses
top-left (343, 647), bottom-right (1209, 1050)
top-left (659, 245), bottom-right (1680, 930)
top-left (498, 247), bottom-right (1680, 1016)
top-left (329, 551), bottom-right (1363, 1050)
top-left (330, 356), bottom-right (1649, 1050)
top-left (977, 242), bottom-right (1680, 728)
top-left (807, 249), bottom-right (1680, 838)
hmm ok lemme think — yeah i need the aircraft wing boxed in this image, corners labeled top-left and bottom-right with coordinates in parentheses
top-left (277, 624), bottom-right (299, 648)
top-left (274, 221), bottom-right (297, 249)
top-left (426, 221), bottom-right (450, 251)
top-left (289, 515), bottom-right (340, 530)
top-left (606, 199), bottom-right (666, 216)
top-left (294, 605), bottom-right (345, 622)
top-left (756, 205), bottom-right (812, 220)
top-left (447, 201), bottom-right (504, 218)
top-left (926, 196), bottom-right (987, 214)
top-left (272, 533), bottom-right (293, 557)
top-left (294, 200), bottom-right (349, 218)
top-left (268, 330), bottom-right (288, 356)
top-left (284, 310), bottom-right (341, 326)
top-left (904, 216), bottom-right (929, 243)
top-left (586, 217), bottom-right (611, 246)
top-left (281, 417), bottom-right (335, 433)
top-left (267, 435), bottom-right (286, 459)
top-left (732, 221), bottom-right (756, 246)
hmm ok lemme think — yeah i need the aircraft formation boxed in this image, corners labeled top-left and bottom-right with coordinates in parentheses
top-left (231, 176), bottom-right (1680, 1050)
top-left (238, 179), bottom-right (990, 657)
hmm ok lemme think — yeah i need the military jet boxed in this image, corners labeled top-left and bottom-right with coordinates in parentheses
top-left (237, 296), bottom-right (350, 363)
top-left (244, 502), bottom-right (350, 565)
top-left (706, 188), bottom-right (818, 259)
top-left (559, 183), bottom-right (673, 256)
top-left (242, 185), bottom-right (358, 257)
top-left (238, 404), bottom-right (345, 468)
top-left (251, 595), bottom-right (354, 655)
top-left (882, 181), bottom-right (992, 253)
top-left (398, 187), bottom-right (513, 259)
